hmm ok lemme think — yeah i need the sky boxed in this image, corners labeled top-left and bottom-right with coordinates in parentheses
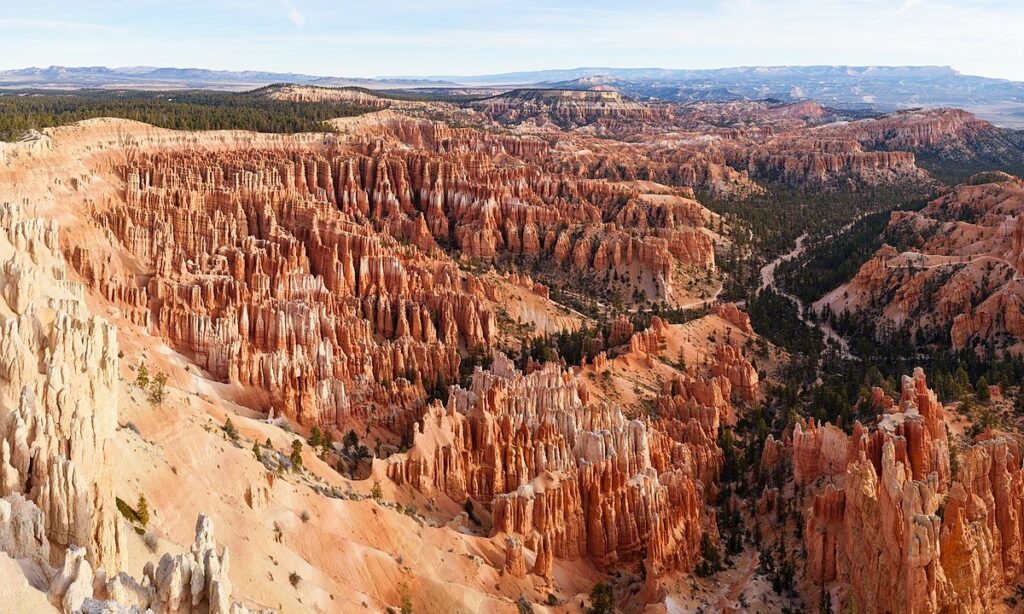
top-left (0, 0), bottom-right (1022, 81)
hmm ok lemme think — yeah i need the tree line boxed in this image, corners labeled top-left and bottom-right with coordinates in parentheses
top-left (0, 88), bottom-right (379, 141)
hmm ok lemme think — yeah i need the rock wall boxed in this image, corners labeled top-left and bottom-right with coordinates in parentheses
top-left (817, 174), bottom-right (1024, 355)
top-left (387, 331), bottom-right (756, 579)
top-left (0, 202), bottom-right (122, 569)
top-left (789, 369), bottom-right (1024, 611)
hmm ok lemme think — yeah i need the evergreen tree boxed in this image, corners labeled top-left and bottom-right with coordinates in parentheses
top-left (137, 494), bottom-right (150, 527)
top-left (148, 372), bottom-right (169, 405)
top-left (587, 582), bottom-right (615, 614)
top-left (135, 362), bottom-right (150, 389)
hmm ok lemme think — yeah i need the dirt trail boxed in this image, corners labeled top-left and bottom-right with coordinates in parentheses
top-left (757, 216), bottom-right (868, 359)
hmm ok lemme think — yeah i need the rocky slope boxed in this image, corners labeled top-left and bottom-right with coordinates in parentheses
top-left (472, 89), bottom-right (674, 130)
top-left (0, 199), bottom-right (260, 612)
top-left (0, 113), bottom-right (761, 612)
top-left (818, 173), bottom-right (1024, 353)
top-left (1, 93), bottom-right (1018, 613)
top-left (762, 368), bottom-right (1024, 612)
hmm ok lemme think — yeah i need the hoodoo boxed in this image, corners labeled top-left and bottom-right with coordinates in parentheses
top-left (2, 13), bottom-right (1024, 610)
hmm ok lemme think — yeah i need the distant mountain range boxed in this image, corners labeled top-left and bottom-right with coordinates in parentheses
top-left (0, 65), bottom-right (454, 90)
top-left (435, 66), bottom-right (1024, 127)
top-left (2, 64), bottom-right (1023, 127)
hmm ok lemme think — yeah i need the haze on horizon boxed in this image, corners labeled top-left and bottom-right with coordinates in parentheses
top-left (0, 0), bottom-right (1022, 82)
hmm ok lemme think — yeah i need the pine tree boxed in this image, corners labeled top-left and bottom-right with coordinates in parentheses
top-left (289, 440), bottom-right (303, 470)
top-left (587, 582), bottom-right (614, 614)
top-left (976, 376), bottom-right (991, 403)
top-left (224, 418), bottom-right (239, 440)
top-left (137, 494), bottom-right (150, 527)
top-left (148, 372), bottom-right (168, 405)
top-left (135, 362), bottom-right (150, 388)
top-left (399, 582), bottom-right (413, 614)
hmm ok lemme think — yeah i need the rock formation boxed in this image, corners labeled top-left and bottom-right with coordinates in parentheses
top-left (64, 116), bottom-right (719, 429)
top-left (3, 95), bottom-right (1006, 613)
top-left (818, 173), bottom-right (1024, 354)
top-left (0, 202), bottom-right (121, 569)
top-left (783, 368), bottom-right (1024, 611)
top-left (472, 89), bottom-right (674, 130)
top-left (387, 324), bottom-right (758, 580)
top-left (47, 514), bottom-right (263, 614)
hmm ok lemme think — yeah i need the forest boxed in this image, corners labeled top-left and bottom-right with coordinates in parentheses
top-left (0, 88), bottom-right (378, 140)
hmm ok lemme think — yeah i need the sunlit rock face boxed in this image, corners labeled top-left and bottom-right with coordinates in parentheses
top-left (784, 368), bottom-right (1024, 612)
top-left (818, 174), bottom-right (1024, 355)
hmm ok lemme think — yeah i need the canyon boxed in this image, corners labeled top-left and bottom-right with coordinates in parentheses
top-left (0, 81), bottom-right (1023, 614)
top-left (819, 173), bottom-right (1024, 353)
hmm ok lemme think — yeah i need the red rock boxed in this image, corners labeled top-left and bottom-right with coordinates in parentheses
top-left (786, 368), bottom-right (1024, 611)
top-left (388, 352), bottom-right (711, 578)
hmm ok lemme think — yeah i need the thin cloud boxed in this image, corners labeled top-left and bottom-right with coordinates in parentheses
top-left (0, 18), bottom-right (121, 33)
top-left (282, 0), bottom-right (305, 27)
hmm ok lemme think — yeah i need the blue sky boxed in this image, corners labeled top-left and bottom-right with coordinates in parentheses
top-left (0, 0), bottom-right (1022, 80)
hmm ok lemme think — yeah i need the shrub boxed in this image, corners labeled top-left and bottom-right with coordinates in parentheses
top-left (289, 572), bottom-right (301, 587)
top-left (300, 510), bottom-right (310, 523)
top-left (289, 440), bottom-right (303, 470)
top-left (588, 582), bottom-right (614, 614)
top-left (224, 418), bottom-right (239, 441)
top-left (371, 480), bottom-right (383, 502)
top-left (115, 497), bottom-right (140, 524)
top-left (399, 582), bottom-right (413, 614)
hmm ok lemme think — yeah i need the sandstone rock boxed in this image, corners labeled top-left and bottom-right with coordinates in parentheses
top-left (818, 175), bottom-right (1024, 354)
top-left (0, 202), bottom-right (122, 569)
top-left (788, 369), bottom-right (1024, 612)
top-left (388, 351), bottom-right (710, 578)
top-left (503, 536), bottom-right (528, 578)
top-left (711, 303), bottom-right (753, 334)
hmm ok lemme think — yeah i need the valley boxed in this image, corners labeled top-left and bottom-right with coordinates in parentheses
top-left (1, 74), bottom-right (1024, 614)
